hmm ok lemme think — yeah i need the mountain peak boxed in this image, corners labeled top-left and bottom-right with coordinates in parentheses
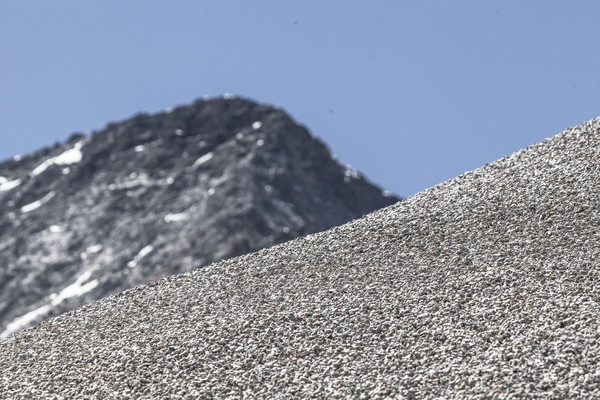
top-left (0, 96), bottom-right (399, 337)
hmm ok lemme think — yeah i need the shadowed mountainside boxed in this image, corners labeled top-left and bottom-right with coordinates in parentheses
top-left (0, 96), bottom-right (399, 338)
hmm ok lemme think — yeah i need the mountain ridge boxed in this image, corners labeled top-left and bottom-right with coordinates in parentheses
top-left (0, 96), bottom-right (399, 338)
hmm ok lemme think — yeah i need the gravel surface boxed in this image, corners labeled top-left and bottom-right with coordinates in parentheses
top-left (2, 118), bottom-right (600, 398)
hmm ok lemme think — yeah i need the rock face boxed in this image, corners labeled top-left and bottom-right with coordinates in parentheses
top-left (0, 96), bottom-right (399, 338)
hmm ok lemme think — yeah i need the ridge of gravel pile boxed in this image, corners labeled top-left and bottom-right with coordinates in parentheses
top-left (2, 118), bottom-right (600, 398)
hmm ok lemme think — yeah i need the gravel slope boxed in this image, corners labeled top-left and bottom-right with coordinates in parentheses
top-left (2, 118), bottom-right (600, 398)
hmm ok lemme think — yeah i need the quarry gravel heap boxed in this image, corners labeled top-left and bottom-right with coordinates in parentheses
top-left (2, 117), bottom-right (600, 398)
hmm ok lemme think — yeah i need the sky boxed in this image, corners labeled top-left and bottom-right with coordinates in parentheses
top-left (2, 1), bottom-right (600, 198)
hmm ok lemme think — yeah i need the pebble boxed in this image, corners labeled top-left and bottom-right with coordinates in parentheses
top-left (2, 118), bottom-right (600, 398)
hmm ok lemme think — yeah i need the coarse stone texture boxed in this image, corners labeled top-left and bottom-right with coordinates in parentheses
top-left (0, 96), bottom-right (398, 338)
top-left (1, 117), bottom-right (600, 398)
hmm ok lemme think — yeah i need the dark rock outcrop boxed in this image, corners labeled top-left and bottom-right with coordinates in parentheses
top-left (0, 96), bottom-right (399, 337)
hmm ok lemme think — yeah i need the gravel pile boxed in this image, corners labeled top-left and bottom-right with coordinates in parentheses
top-left (2, 118), bottom-right (600, 398)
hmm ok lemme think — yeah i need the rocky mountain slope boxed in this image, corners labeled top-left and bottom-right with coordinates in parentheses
top-left (1, 116), bottom-right (599, 398)
top-left (0, 96), bottom-right (399, 338)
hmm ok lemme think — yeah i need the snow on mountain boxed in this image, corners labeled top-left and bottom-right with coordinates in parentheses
top-left (0, 96), bottom-right (400, 337)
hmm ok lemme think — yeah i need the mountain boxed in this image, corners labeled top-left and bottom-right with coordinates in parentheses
top-left (0, 96), bottom-right (399, 338)
top-left (1, 116), bottom-right (599, 398)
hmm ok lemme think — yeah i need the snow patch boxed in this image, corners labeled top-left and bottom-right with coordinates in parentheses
top-left (55, 141), bottom-right (84, 165)
top-left (223, 93), bottom-right (233, 99)
top-left (87, 244), bottom-right (103, 254)
top-left (31, 161), bottom-right (51, 176)
top-left (0, 269), bottom-right (98, 338)
top-left (128, 245), bottom-right (154, 268)
top-left (194, 152), bottom-right (214, 167)
top-left (49, 270), bottom-right (98, 306)
top-left (49, 225), bottom-right (63, 233)
top-left (0, 177), bottom-right (21, 192)
top-left (134, 145), bottom-right (145, 152)
top-left (208, 188), bottom-right (216, 196)
top-left (344, 169), bottom-right (360, 179)
top-left (108, 172), bottom-right (171, 191)
top-left (13, 155), bottom-right (22, 162)
top-left (21, 201), bottom-right (42, 213)
top-left (257, 139), bottom-right (265, 147)
top-left (32, 141), bottom-right (84, 176)
top-left (175, 129), bottom-right (184, 136)
top-left (21, 192), bottom-right (55, 213)
top-left (331, 154), bottom-right (360, 181)
top-left (0, 304), bottom-right (52, 338)
top-left (252, 121), bottom-right (262, 130)
top-left (32, 160), bottom-right (53, 176)
top-left (165, 213), bottom-right (188, 223)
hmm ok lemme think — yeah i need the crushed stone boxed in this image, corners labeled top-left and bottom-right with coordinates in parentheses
top-left (2, 118), bottom-right (600, 398)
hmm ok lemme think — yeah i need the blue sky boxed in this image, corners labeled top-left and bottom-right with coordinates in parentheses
top-left (2, 1), bottom-right (600, 197)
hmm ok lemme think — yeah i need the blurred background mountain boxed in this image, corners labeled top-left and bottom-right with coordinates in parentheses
top-left (0, 96), bottom-right (399, 338)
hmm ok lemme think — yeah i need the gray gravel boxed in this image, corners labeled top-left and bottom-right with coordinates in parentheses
top-left (2, 117), bottom-right (600, 398)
